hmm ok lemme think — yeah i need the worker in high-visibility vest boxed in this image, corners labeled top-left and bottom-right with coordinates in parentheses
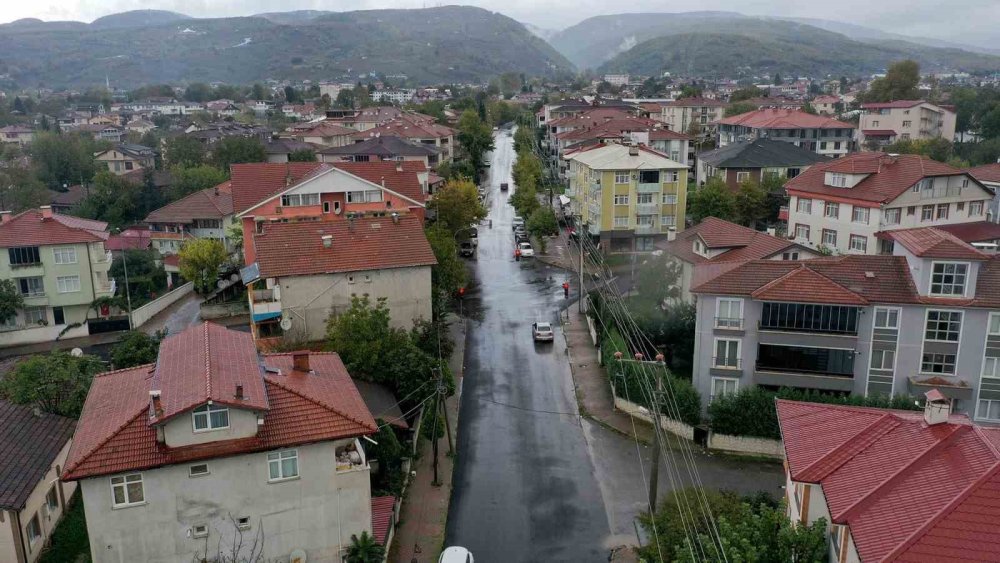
top-left (515, 247), bottom-right (522, 261)
top-left (562, 282), bottom-right (570, 298)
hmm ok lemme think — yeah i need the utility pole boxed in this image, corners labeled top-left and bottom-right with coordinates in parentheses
top-left (431, 367), bottom-right (444, 486)
top-left (578, 214), bottom-right (585, 313)
top-left (648, 353), bottom-right (666, 512)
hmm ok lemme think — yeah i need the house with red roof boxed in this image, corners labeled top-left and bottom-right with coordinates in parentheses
top-left (143, 181), bottom-right (234, 255)
top-left (966, 162), bottom-right (1000, 224)
top-left (858, 100), bottom-right (956, 149)
top-left (785, 153), bottom-right (995, 255)
top-left (716, 108), bottom-right (856, 157)
top-left (0, 206), bottom-right (115, 347)
top-left (690, 227), bottom-right (1000, 416)
top-left (778, 395), bottom-right (1000, 563)
top-left (63, 322), bottom-right (380, 563)
top-left (351, 118), bottom-right (456, 162)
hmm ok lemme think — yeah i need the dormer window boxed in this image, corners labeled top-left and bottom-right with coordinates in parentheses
top-left (930, 262), bottom-right (969, 297)
top-left (829, 173), bottom-right (847, 188)
top-left (192, 404), bottom-right (230, 432)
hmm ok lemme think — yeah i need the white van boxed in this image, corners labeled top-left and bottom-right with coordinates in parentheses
top-left (439, 546), bottom-right (474, 563)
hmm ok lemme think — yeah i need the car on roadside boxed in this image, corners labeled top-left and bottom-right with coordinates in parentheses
top-left (459, 241), bottom-right (475, 257)
top-left (500, 182), bottom-right (509, 191)
top-left (518, 241), bottom-right (534, 257)
top-left (439, 546), bottom-right (474, 563)
top-left (467, 227), bottom-right (478, 246)
top-left (515, 231), bottom-right (529, 244)
top-left (512, 216), bottom-right (524, 230)
top-left (532, 321), bottom-right (554, 342)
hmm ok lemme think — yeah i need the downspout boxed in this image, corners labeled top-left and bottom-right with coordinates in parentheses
top-left (86, 244), bottom-right (96, 324)
top-left (13, 509), bottom-right (27, 563)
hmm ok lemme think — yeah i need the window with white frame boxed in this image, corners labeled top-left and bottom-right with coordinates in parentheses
top-left (883, 208), bottom-right (901, 225)
top-left (921, 205), bottom-right (934, 221)
top-left (189, 463), bottom-right (210, 477)
top-left (716, 298), bottom-right (743, 329)
top-left (713, 339), bottom-right (740, 368)
top-left (874, 307), bottom-right (899, 329)
top-left (852, 206), bottom-right (870, 224)
top-left (977, 399), bottom-right (1000, 422)
top-left (782, 251), bottom-right (800, 260)
top-left (796, 198), bottom-right (812, 214)
top-left (52, 246), bottom-right (77, 264)
top-left (736, 171), bottom-right (750, 183)
top-left (822, 229), bottom-right (837, 247)
top-left (24, 307), bottom-right (46, 325)
top-left (936, 203), bottom-right (949, 220)
top-left (925, 310), bottom-right (962, 341)
top-left (192, 403), bottom-right (230, 432)
top-left (870, 349), bottom-right (895, 370)
top-left (989, 313), bottom-right (1000, 336)
top-left (46, 486), bottom-right (58, 511)
top-left (192, 524), bottom-right (209, 538)
top-left (660, 215), bottom-right (676, 227)
top-left (831, 524), bottom-right (847, 562)
top-left (795, 224), bottom-right (810, 241)
top-left (983, 357), bottom-right (1000, 379)
top-left (613, 194), bottom-right (629, 205)
top-left (636, 193), bottom-right (653, 204)
top-left (614, 171), bottom-right (630, 184)
top-left (280, 193), bottom-right (320, 207)
top-left (922, 353), bottom-right (956, 375)
top-left (849, 235), bottom-right (868, 253)
top-left (711, 377), bottom-right (738, 401)
top-left (824, 202), bottom-right (839, 218)
top-left (930, 262), bottom-right (968, 296)
top-left (111, 473), bottom-right (144, 508)
top-left (662, 193), bottom-right (677, 205)
top-left (970, 201), bottom-right (984, 216)
top-left (829, 173), bottom-right (847, 188)
top-left (614, 216), bottom-right (629, 228)
top-left (56, 275), bottom-right (80, 293)
top-left (268, 449), bottom-right (299, 481)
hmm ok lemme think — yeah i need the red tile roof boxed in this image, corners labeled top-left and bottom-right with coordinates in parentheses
top-left (64, 325), bottom-right (376, 481)
top-left (231, 162), bottom-right (326, 215)
top-left (777, 400), bottom-right (1000, 563)
top-left (547, 108), bottom-right (635, 128)
top-left (106, 228), bottom-right (152, 251)
top-left (331, 161), bottom-right (427, 205)
top-left (658, 217), bottom-right (799, 265)
top-left (0, 209), bottom-right (107, 248)
top-left (718, 108), bottom-right (855, 129)
top-left (875, 227), bottom-right (990, 260)
top-left (785, 153), bottom-right (966, 205)
top-left (752, 264), bottom-right (869, 305)
top-left (352, 120), bottom-right (455, 141)
top-left (371, 496), bottom-right (396, 545)
top-left (967, 163), bottom-right (1000, 184)
top-left (144, 181), bottom-right (233, 224)
top-left (253, 214), bottom-right (436, 278)
top-left (647, 129), bottom-right (691, 141)
top-left (935, 221), bottom-right (1000, 244)
top-left (555, 117), bottom-right (661, 142)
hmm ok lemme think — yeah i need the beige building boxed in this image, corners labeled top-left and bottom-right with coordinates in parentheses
top-left (859, 100), bottom-right (957, 148)
top-left (0, 401), bottom-right (77, 563)
top-left (94, 143), bottom-right (156, 175)
top-left (661, 97), bottom-right (727, 134)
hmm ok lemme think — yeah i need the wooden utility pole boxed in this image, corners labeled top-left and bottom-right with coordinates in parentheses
top-left (430, 368), bottom-right (442, 487)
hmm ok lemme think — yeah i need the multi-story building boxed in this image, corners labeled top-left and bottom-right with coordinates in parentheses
top-left (696, 138), bottom-right (829, 190)
top-left (691, 229), bottom-right (1000, 418)
top-left (0, 125), bottom-right (35, 146)
top-left (784, 153), bottom-right (994, 254)
top-left (63, 322), bottom-right (379, 563)
top-left (370, 89), bottom-right (417, 104)
top-left (565, 143), bottom-right (688, 252)
top-left (967, 162), bottom-right (1000, 222)
top-left (716, 108), bottom-right (856, 157)
top-left (351, 118), bottom-right (456, 162)
top-left (143, 181), bottom-right (235, 255)
top-left (858, 100), bottom-right (957, 148)
top-left (661, 98), bottom-right (727, 134)
top-left (281, 122), bottom-right (356, 148)
top-left (318, 135), bottom-right (442, 169)
top-left (810, 95), bottom-right (841, 116)
top-left (602, 74), bottom-right (630, 87)
top-left (94, 143), bottom-right (156, 175)
top-left (0, 207), bottom-right (115, 347)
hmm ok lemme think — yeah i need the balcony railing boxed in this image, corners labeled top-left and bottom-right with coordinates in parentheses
top-left (755, 362), bottom-right (854, 379)
top-left (636, 203), bottom-right (659, 214)
top-left (712, 357), bottom-right (742, 370)
top-left (635, 224), bottom-right (656, 235)
top-left (637, 182), bottom-right (661, 194)
top-left (252, 289), bottom-right (279, 303)
top-left (714, 317), bottom-right (744, 330)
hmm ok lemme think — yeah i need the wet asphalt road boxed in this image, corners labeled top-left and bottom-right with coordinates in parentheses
top-left (445, 131), bottom-right (610, 561)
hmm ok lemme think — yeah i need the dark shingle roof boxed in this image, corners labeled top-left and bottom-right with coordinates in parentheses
top-left (698, 139), bottom-right (830, 169)
top-left (0, 400), bottom-right (75, 510)
top-left (318, 135), bottom-right (440, 158)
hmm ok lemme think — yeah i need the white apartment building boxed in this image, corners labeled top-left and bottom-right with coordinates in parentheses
top-left (858, 100), bottom-right (957, 148)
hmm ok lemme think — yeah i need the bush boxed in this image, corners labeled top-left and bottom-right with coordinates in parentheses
top-left (708, 386), bottom-right (923, 439)
top-left (38, 491), bottom-right (89, 563)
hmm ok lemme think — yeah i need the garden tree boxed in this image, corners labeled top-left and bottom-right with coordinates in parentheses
top-left (688, 177), bottom-right (737, 223)
top-left (283, 86), bottom-right (299, 104)
top-left (76, 172), bottom-right (158, 230)
top-left (164, 135), bottom-right (206, 167)
top-left (487, 100), bottom-right (519, 126)
top-left (801, 101), bottom-right (818, 114)
top-left (335, 88), bottom-right (356, 109)
top-left (429, 178), bottom-right (486, 235)
top-left (424, 226), bottom-right (467, 315)
top-left (178, 239), bottom-right (227, 294)
top-left (29, 131), bottom-right (100, 188)
top-left (729, 87), bottom-right (764, 102)
top-left (345, 531), bottom-right (385, 563)
top-left (0, 351), bottom-right (104, 417)
top-left (457, 109), bottom-right (494, 171)
top-left (677, 85), bottom-right (703, 99)
top-left (368, 418), bottom-right (405, 495)
top-left (251, 83), bottom-right (268, 100)
top-left (526, 207), bottom-right (558, 252)
top-left (509, 181), bottom-right (540, 218)
top-left (724, 102), bottom-right (756, 118)
top-left (410, 100), bottom-right (446, 123)
top-left (883, 137), bottom-right (955, 163)
top-left (0, 279), bottom-right (24, 325)
top-left (169, 164), bottom-right (228, 200)
top-left (773, 72), bottom-right (783, 85)
top-left (183, 83), bottom-right (213, 102)
top-left (110, 330), bottom-right (164, 369)
top-left (512, 150), bottom-right (543, 193)
top-left (864, 60), bottom-right (921, 103)
top-left (513, 126), bottom-right (536, 154)
top-left (734, 178), bottom-right (770, 228)
top-left (131, 84), bottom-right (175, 100)
top-left (434, 160), bottom-right (476, 181)
top-left (212, 137), bottom-right (266, 171)
top-left (411, 316), bottom-right (455, 360)
top-left (139, 130), bottom-right (159, 152)
top-left (288, 149), bottom-right (316, 162)
top-left (686, 120), bottom-right (703, 139)
top-left (632, 254), bottom-right (682, 309)
top-left (110, 249), bottom-right (168, 304)
top-left (0, 161), bottom-right (47, 212)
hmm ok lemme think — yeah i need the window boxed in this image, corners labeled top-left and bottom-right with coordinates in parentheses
top-left (983, 357), bottom-right (1000, 379)
top-left (193, 219), bottom-right (222, 229)
top-left (26, 514), bottom-right (40, 545)
top-left (971, 201), bottom-right (984, 216)
top-left (849, 235), bottom-right (868, 253)
top-left (760, 303), bottom-right (859, 335)
top-left (794, 224), bottom-right (810, 241)
top-left (922, 353), bottom-right (956, 375)
top-left (110, 473), bottom-right (144, 508)
top-left (52, 307), bottom-right (64, 325)
top-left (268, 449), bottom-right (299, 481)
top-left (796, 198), bottom-right (812, 214)
top-left (8, 246), bottom-right (40, 266)
top-left (711, 377), bottom-right (738, 401)
top-left (829, 173), bottom-right (847, 188)
top-left (46, 486), bottom-right (59, 511)
top-left (819, 229), bottom-right (837, 247)
top-left (921, 205), bottom-right (934, 221)
top-left (192, 404), bottom-right (230, 431)
top-left (237, 517), bottom-right (251, 531)
top-left (925, 310), bottom-right (962, 341)
top-left (280, 193), bottom-right (320, 207)
top-left (662, 193), bottom-right (677, 205)
top-left (930, 262), bottom-right (968, 296)
top-left (364, 190), bottom-right (383, 203)
top-left (716, 298), bottom-right (743, 329)
top-left (872, 120), bottom-right (880, 127)
top-left (852, 207), bottom-right (870, 224)
top-left (874, 308), bottom-right (900, 329)
top-left (736, 171), bottom-right (750, 183)
top-left (322, 201), bottom-right (331, 213)
top-left (883, 208), bottom-right (901, 225)
top-left (713, 339), bottom-right (740, 369)
top-left (614, 216), bottom-right (629, 228)
top-left (636, 215), bottom-right (654, 227)
top-left (936, 204), bottom-right (949, 220)
top-left (639, 170), bottom-right (660, 183)
top-left (902, 120), bottom-right (912, 127)
top-left (56, 276), bottom-right (80, 294)
top-left (908, 206), bottom-right (916, 216)
top-left (871, 349), bottom-right (895, 370)
top-left (660, 215), bottom-right (676, 227)
top-left (346, 191), bottom-right (366, 203)
top-left (782, 251), bottom-right (800, 260)
top-left (192, 524), bottom-right (209, 538)
top-left (824, 202), bottom-right (839, 218)
top-left (820, 141), bottom-right (829, 150)
top-left (614, 171), bottom-right (630, 184)
top-left (613, 194), bottom-right (629, 205)
top-left (636, 193), bottom-right (653, 204)
top-left (831, 525), bottom-right (846, 563)
top-left (52, 247), bottom-right (77, 264)
top-left (990, 313), bottom-right (1000, 336)
top-left (17, 277), bottom-right (44, 297)
top-left (978, 399), bottom-right (1000, 422)
top-left (834, 141), bottom-right (842, 150)
top-left (189, 464), bottom-right (210, 477)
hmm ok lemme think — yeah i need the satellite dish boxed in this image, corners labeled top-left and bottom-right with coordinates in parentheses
top-left (280, 318), bottom-right (292, 331)
top-left (70, 348), bottom-right (84, 357)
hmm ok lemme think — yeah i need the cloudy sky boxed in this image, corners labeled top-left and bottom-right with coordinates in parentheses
top-left (5, 0), bottom-right (998, 47)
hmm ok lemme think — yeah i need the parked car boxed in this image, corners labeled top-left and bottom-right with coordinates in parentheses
top-left (500, 182), bottom-right (509, 191)
top-left (518, 241), bottom-right (534, 257)
top-left (512, 216), bottom-right (524, 230)
top-left (532, 321), bottom-right (554, 342)
top-left (467, 227), bottom-right (479, 246)
top-left (439, 546), bottom-right (474, 563)
top-left (459, 241), bottom-right (475, 257)
top-left (515, 231), bottom-right (529, 244)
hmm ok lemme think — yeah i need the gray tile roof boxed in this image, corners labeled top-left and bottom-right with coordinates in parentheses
top-left (0, 400), bottom-right (75, 510)
top-left (318, 135), bottom-right (440, 157)
top-left (698, 139), bottom-right (830, 169)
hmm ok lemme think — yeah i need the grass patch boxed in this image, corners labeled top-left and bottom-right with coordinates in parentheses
top-left (39, 490), bottom-right (90, 563)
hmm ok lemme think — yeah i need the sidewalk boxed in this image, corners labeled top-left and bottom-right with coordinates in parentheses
top-left (390, 315), bottom-right (465, 563)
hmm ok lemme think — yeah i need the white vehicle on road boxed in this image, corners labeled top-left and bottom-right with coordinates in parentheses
top-left (532, 321), bottom-right (554, 342)
top-left (518, 241), bottom-right (534, 257)
top-left (439, 546), bottom-right (474, 563)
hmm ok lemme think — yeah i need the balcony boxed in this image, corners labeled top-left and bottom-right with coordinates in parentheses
top-left (714, 317), bottom-right (744, 330)
top-left (919, 186), bottom-right (961, 199)
top-left (759, 303), bottom-right (859, 336)
top-left (637, 182), bottom-right (661, 194)
top-left (251, 288), bottom-right (282, 320)
top-left (635, 223), bottom-right (656, 235)
top-left (335, 438), bottom-right (368, 473)
top-left (636, 203), bottom-right (659, 214)
top-left (754, 344), bottom-right (855, 391)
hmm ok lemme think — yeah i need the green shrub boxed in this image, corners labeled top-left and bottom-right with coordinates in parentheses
top-left (39, 491), bottom-right (89, 563)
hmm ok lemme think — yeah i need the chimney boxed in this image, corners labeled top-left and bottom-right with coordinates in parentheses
top-left (628, 146), bottom-right (639, 156)
top-left (667, 227), bottom-right (677, 241)
top-left (923, 389), bottom-right (951, 426)
top-left (391, 212), bottom-right (400, 224)
top-left (40, 205), bottom-right (53, 219)
top-left (395, 161), bottom-right (403, 173)
top-left (0, 211), bottom-right (10, 224)
top-left (235, 384), bottom-right (244, 400)
top-left (322, 234), bottom-right (333, 248)
top-left (149, 390), bottom-right (164, 418)
top-left (292, 351), bottom-right (311, 373)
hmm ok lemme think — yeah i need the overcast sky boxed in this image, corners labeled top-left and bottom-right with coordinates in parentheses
top-left (5, 0), bottom-right (998, 47)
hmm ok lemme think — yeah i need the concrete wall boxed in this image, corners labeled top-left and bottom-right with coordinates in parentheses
top-left (0, 321), bottom-right (90, 348)
top-left (162, 407), bottom-right (260, 448)
top-left (278, 266), bottom-right (432, 342)
top-left (80, 439), bottom-right (371, 563)
top-left (707, 433), bottom-right (783, 457)
top-left (130, 283), bottom-right (194, 329)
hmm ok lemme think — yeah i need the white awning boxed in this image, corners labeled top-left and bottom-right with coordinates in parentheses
top-left (558, 195), bottom-right (571, 206)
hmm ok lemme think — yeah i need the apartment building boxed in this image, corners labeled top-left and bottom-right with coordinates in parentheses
top-left (965, 162), bottom-right (1000, 222)
top-left (661, 98), bottom-right (727, 134)
top-left (858, 100), bottom-right (957, 148)
top-left (351, 119), bottom-right (455, 162)
top-left (784, 153), bottom-right (993, 254)
top-left (691, 229), bottom-right (1000, 418)
top-left (0, 207), bottom-right (114, 347)
top-left (696, 138), bottom-right (829, 191)
top-left (63, 322), bottom-right (379, 563)
top-left (716, 108), bottom-right (856, 157)
top-left (94, 143), bottom-right (156, 175)
top-left (318, 135), bottom-right (442, 169)
top-left (810, 95), bottom-right (841, 116)
top-left (143, 181), bottom-right (235, 255)
top-left (778, 397), bottom-right (1000, 563)
top-left (565, 143), bottom-right (687, 252)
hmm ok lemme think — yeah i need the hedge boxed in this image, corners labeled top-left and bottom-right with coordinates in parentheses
top-left (708, 387), bottom-right (923, 439)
